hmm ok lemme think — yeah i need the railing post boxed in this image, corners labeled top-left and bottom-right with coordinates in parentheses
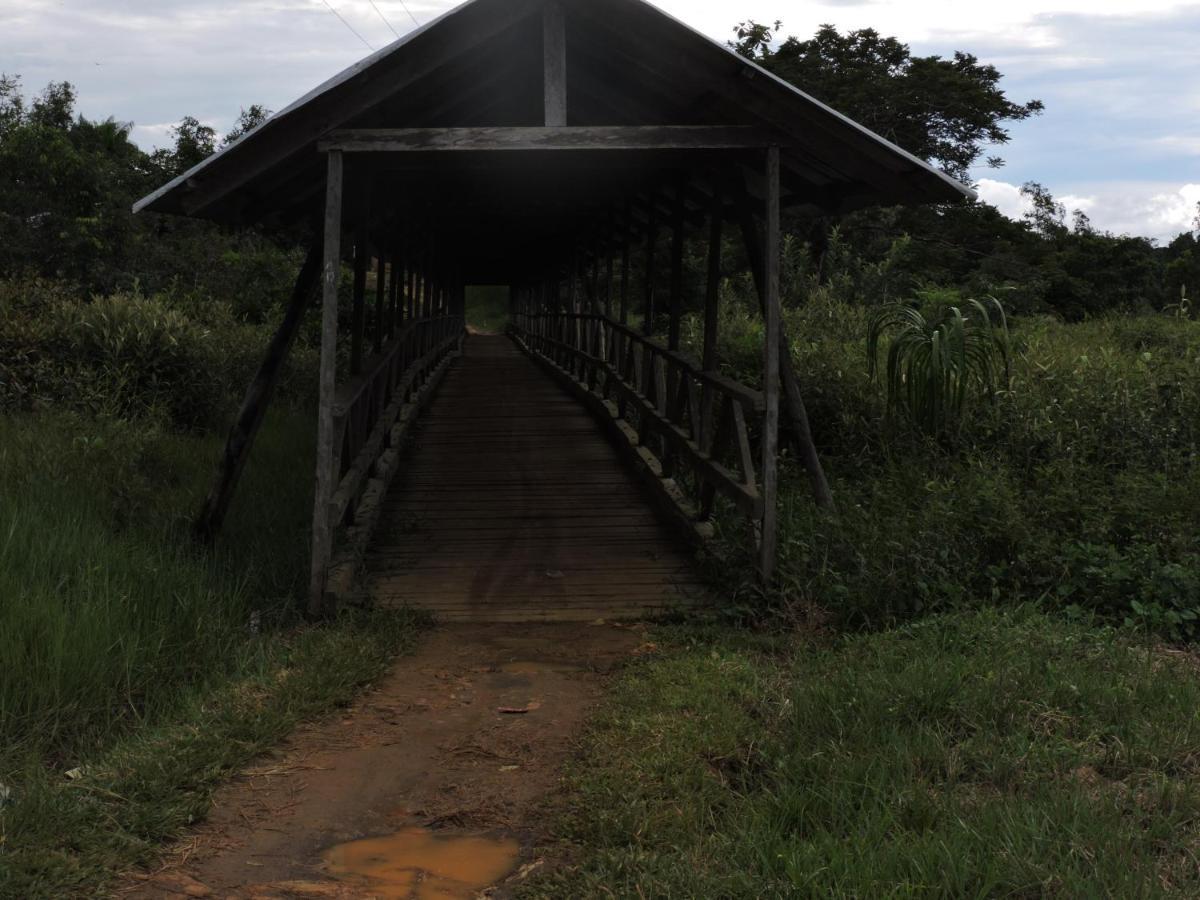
top-left (350, 185), bottom-right (370, 376)
top-left (308, 149), bottom-right (344, 617)
top-left (374, 251), bottom-right (386, 355)
top-left (700, 183), bottom-right (723, 453)
top-left (759, 145), bottom-right (781, 584)
top-left (642, 195), bottom-right (658, 336)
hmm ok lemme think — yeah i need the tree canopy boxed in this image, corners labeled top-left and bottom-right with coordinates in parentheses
top-left (733, 21), bottom-right (1044, 181)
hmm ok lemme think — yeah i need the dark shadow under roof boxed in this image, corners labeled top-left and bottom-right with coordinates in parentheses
top-left (134, 0), bottom-right (973, 281)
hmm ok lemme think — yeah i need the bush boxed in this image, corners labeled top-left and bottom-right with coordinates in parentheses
top-left (0, 277), bottom-right (318, 430)
top-left (691, 289), bottom-right (1200, 637)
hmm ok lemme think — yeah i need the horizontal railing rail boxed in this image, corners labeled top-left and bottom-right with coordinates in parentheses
top-left (330, 314), bottom-right (463, 531)
top-left (512, 311), bottom-right (765, 529)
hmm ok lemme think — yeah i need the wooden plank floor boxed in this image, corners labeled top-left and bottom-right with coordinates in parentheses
top-left (362, 334), bottom-right (705, 622)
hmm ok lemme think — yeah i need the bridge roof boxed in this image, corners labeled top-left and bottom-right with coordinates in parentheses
top-left (134, 0), bottom-right (972, 281)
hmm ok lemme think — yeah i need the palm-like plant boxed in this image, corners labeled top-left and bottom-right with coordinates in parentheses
top-left (867, 297), bottom-right (1011, 437)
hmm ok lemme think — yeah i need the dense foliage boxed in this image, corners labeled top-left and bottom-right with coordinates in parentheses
top-left (0, 75), bottom-right (297, 303)
top-left (732, 22), bottom-right (1200, 319)
top-left (691, 279), bottom-right (1200, 638)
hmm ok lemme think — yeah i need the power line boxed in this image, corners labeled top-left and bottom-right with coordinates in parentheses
top-left (368, 0), bottom-right (402, 38)
top-left (396, 0), bottom-right (421, 27)
top-left (319, 0), bottom-right (375, 51)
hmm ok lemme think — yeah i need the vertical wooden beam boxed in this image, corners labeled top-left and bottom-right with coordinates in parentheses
top-left (423, 238), bottom-right (434, 319)
top-left (604, 209), bottom-right (615, 319)
top-left (619, 200), bottom-right (631, 325)
top-left (193, 240), bottom-right (322, 543)
top-left (308, 150), bottom-right (344, 617)
top-left (350, 200), bottom-right (369, 374)
top-left (388, 234), bottom-right (401, 335)
top-left (642, 196), bottom-right (658, 336)
top-left (735, 172), bottom-right (835, 512)
top-left (668, 180), bottom-right (686, 351)
top-left (407, 247), bottom-right (417, 322)
top-left (543, 0), bottom-right (567, 126)
top-left (569, 245), bottom-right (581, 355)
top-left (759, 146), bottom-right (781, 584)
top-left (374, 252), bottom-right (386, 354)
top-left (700, 183), bottom-right (723, 445)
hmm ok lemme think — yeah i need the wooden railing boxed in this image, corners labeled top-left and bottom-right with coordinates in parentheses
top-left (319, 314), bottom-right (464, 601)
top-left (511, 311), bottom-right (765, 539)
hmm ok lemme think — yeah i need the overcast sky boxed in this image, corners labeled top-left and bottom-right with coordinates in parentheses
top-left (2, 0), bottom-right (1197, 242)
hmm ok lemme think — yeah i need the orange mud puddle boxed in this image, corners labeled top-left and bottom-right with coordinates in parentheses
top-left (324, 827), bottom-right (520, 899)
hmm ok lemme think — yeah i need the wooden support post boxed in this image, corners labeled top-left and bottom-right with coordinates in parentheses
top-left (388, 235), bottom-right (401, 335)
top-left (543, 0), bottom-right (567, 126)
top-left (619, 200), bottom-right (631, 325)
top-left (407, 249), bottom-right (417, 322)
top-left (569, 246), bottom-right (581, 359)
top-left (308, 150), bottom-right (344, 617)
top-left (700, 183), bottom-right (723, 449)
top-left (604, 209), bottom-right (615, 319)
top-left (193, 241), bottom-right (322, 543)
top-left (736, 171), bottom-right (836, 511)
top-left (374, 252), bottom-right (386, 354)
top-left (422, 239), bottom-right (434, 319)
top-left (668, 179), bottom-right (686, 351)
top-left (350, 197), bottom-right (369, 375)
top-left (642, 196), bottom-right (658, 336)
top-left (759, 146), bottom-right (781, 584)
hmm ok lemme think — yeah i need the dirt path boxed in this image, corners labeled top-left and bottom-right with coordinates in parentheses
top-left (126, 623), bottom-right (647, 899)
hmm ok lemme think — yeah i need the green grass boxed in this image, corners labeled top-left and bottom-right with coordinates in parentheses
top-left (0, 408), bottom-right (314, 758)
top-left (0, 407), bottom-right (428, 897)
top-left (525, 608), bottom-right (1200, 898)
top-left (0, 608), bottom-right (423, 899)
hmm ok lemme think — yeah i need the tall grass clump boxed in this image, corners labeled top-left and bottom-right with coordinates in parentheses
top-left (0, 408), bottom-right (315, 763)
top-left (867, 296), bottom-right (1010, 437)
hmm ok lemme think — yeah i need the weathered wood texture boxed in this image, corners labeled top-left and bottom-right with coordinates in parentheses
top-left (309, 150), bottom-right (344, 615)
top-left (543, 1), bottom-right (567, 126)
top-left (317, 126), bottom-right (778, 153)
top-left (362, 336), bottom-right (704, 622)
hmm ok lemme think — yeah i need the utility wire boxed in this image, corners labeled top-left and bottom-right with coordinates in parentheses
top-left (368, 0), bottom-right (402, 37)
top-left (396, 0), bottom-right (421, 27)
top-left (319, 0), bottom-right (375, 51)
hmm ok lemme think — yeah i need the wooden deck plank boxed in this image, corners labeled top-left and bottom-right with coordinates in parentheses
top-left (362, 334), bottom-right (705, 622)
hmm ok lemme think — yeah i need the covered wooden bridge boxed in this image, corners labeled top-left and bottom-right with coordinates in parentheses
top-left (135, 0), bottom-right (970, 621)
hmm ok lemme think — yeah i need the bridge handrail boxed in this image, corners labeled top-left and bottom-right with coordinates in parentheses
top-left (330, 315), bottom-right (464, 530)
top-left (511, 310), bottom-right (765, 524)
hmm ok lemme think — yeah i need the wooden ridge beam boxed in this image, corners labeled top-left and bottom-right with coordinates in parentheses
top-left (317, 125), bottom-right (782, 153)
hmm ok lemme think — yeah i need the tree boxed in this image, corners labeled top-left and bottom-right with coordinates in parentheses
top-left (222, 104), bottom-right (272, 147)
top-left (151, 115), bottom-right (217, 178)
top-left (1021, 182), bottom-right (1066, 238)
top-left (732, 22), bottom-right (1043, 181)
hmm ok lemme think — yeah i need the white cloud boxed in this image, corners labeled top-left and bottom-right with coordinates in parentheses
top-left (976, 179), bottom-right (1032, 221)
top-left (1146, 183), bottom-right (1200, 234)
top-left (655, 0), bottom-right (1197, 46)
top-left (977, 179), bottom-right (1200, 242)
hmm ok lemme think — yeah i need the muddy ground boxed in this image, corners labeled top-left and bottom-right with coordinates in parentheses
top-left (124, 622), bottom-right (649, 899)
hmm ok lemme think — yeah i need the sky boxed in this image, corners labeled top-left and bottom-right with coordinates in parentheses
top-left (1, 0), bottom-right (1197, 242)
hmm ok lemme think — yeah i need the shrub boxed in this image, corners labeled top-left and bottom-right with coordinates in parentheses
top-left (691, 288), bottom-right (1200, 637)
top-left (0, 277), bottom-right (319, 430)
top-left (49, 290), bottom-right (223, 425)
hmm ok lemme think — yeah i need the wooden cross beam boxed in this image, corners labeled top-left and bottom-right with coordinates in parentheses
top-left (316, 126), bottom-right (782, 153)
